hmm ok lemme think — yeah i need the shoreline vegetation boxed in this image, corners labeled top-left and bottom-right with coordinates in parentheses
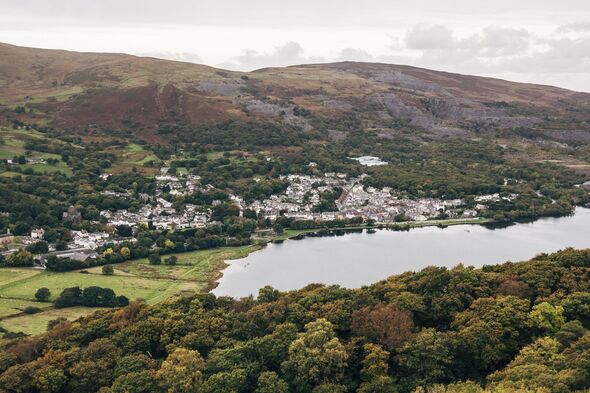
top-left (0, 213), bottom-right (580, 335)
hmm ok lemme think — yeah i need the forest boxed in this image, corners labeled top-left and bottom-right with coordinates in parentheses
top-left (1, 248), bottom-right (590, 393)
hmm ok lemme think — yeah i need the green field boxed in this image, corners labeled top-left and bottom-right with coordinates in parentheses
top-left (107, 143), bottom-right (160, 174)
top-left (0, 246), bottom-right (260, 334)
top-left (1, 307), bottom-right (105, 335)
top-left (0, 128), bottom-right (73, 176)
top-left (123, 143), bottom-right (159, 165)
top-left (0, 298), bottom-right (51, 318)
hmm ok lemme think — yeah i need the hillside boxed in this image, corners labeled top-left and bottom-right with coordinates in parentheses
top-left (1, 41), bottom-right (590, 393)
top-left (1, 42), bottom-right (590, 144)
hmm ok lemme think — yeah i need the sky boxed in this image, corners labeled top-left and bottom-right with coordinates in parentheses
top-left (1, 0), bottom-right (590, 92)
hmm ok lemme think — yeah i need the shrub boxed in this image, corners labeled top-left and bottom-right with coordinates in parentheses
top-left (34, 287), bottom-right (51, 302)
top-left (23, 306), bottom-right (41, 314)
top-left (148, 253), bottom-right (161, 265)
top-left (102, 265), bottom-right (114, 275)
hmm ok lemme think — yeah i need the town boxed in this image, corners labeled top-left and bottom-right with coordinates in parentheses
top-left (1, 157), bottom-right (527, 267)
top-left (99, 165), bottom-right (491, 231)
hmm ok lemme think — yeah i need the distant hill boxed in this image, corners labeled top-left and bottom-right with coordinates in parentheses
top-left (1, 42), bottom-right (589, 144)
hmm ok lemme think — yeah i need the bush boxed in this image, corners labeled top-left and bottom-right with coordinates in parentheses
top-left (23, 306), bottom-right (41, 314)
top-left (47, 317), bottom-right (67, 331)
top-left (102, 265), bottom-right (114, 275)
top-left (164, 256), bottom-right (177, 266)
top-left (148, 253), bottom-right (161, 265)
top-left (34, 287), bottom-right (51, 302)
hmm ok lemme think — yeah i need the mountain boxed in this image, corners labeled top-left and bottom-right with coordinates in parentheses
top-left (1, 42), bottom-right (590, 144)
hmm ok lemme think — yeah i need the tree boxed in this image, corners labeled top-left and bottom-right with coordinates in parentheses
top-left (113, 354), bottom-right (156, 380)
top-left (312, 383), bottom-right (347, 393)
top-left (120, 247), bottom-right (131, 258)
top-left (148, 254), bottom-right (161, 265)
top-left (54, 286), bottom-right (126, 308)
top-left (496, 279), bottom-right (532, 298)
top-left (32, 365), bottom-right (66, 393)
top-left (487, 337), bottom-right (569, 393)
top-left (452, 296), bottom-right (533, 375)
top-left (26, 241), bottom-right (49, 254)
top-left (102, 265), bottom-right (114, 275)
top-left (351, 304), bottom-right (414, 351)
top-left (555, 320), bottom-right (587, 349)
top-left (211, 203), bottom-right (240, 222)
top-left (13, 221), bottom-right (30, 235)
top-left (201, 369), bottom-right (247, 393)
top-left (258, 285), bottom-right (280, 303)
top-left (67, 339), bottom-right (122, 392)
top-left (164, 256), bottom-right (177, 266)
top-left (273, 222), bottom-right (284, 235)
top-left (156, 348), bottom-right (205, 393)
top-left (116, 225), bottom-right (133, 238)
top-left (255, 371), bottom-right (288, 393)
top-left (35, 287), bottom-right (51, 302)
top-left (561, 331), bottom-right (590, 390)
top-left (5, 250), bottom-right (34, 267)
top-left (358, 344), bottom-right (397, 393)
top-left (396, 329), bottom-right (457, 391)
top-left (282, 318), bottom-right (349, 392)
top-left (54, 286), bottom-right (82, 308)
top-left (106, 371), bottom-right (158, 393)
top-left (164, 239), bottom-right (175, 250)
top-left (55, 240), bottom-right (68, 251)
top-left (561, 292), bottom-right (590, 328)
top-left (530, 302), bottom-right (565, 334)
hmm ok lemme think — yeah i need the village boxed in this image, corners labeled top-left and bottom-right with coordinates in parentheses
top-left (1, 163), bottom-right (510, 264)
top-left (98, 166), bottom-right (490, 231)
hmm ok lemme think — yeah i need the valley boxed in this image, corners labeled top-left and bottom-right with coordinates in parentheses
top-left (0, 41), bottom-right (590, 393)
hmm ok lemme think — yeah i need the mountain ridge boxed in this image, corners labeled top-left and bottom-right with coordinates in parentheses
top-left (1, 42), bottom-right (589, 144)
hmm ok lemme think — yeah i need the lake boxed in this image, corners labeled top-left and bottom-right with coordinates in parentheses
top-left (213, 207), bottom-right (590, 298)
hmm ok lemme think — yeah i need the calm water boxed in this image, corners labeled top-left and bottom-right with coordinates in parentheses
top-left (213, 208), bottom-right (590, 298)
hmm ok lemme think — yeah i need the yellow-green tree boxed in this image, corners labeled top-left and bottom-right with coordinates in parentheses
top-left (156, 348), bottom-right (205, 393)
top-left (358, 344), bottom-right (397, 393)
top-left (282, 318), bottom-right (348, 392)
top-left (255, 371), bottom-right (288, 393)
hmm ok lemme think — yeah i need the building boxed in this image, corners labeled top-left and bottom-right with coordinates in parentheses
top-left (38, 248), bottom-right (99, 265)
top-left (62, 206), bottom-right (82, 222)
top-left (30, 228), bottom-right (45, 240)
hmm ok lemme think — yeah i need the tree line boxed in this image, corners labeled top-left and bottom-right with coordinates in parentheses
top-left (1, 248), bottom-right (590, 392)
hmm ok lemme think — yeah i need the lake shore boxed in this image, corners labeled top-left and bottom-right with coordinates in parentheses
top-left (214, 208), bottom-right (590, 297)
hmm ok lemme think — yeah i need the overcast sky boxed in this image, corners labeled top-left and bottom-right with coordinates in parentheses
top-left (2, 0), bottom-right (590, 92)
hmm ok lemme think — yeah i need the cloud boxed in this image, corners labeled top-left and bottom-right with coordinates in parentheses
top-left (405, 25), bottom-right (531, 58)
top-left (557, 22), bottom-right (590, 34)
top-left (475, 27), bottom-right (531, 56)
top-left (222, 41), bottom-right (325, 71)
top-left (393, 23), bottom-right (590, 90)
top-left (337, 48), bottom-right (374, 62)
top-left (405, 24), bottom-right (455, 50)
top-left (503, 36), bottom-right (590, 74)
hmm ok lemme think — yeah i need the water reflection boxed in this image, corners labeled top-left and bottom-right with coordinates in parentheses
top-left (214, 208), bottom-right (590, 298)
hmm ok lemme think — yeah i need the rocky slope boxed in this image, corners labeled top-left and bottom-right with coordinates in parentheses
top-left (1, 42), bottom-right (589, 143)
